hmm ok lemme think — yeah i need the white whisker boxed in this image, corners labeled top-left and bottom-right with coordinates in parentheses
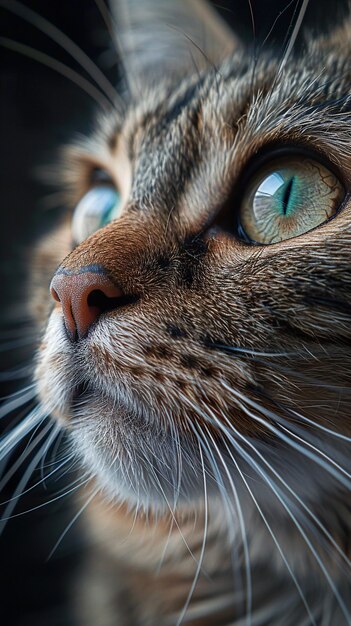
top-left (0, 421), bottom-right (58, 498)
top-left (0, 0), bottom-right (119, 107)
top-left (47, 485), bottom-right (100, 560)
top-left (232, 437), bottom-right (351, 625)
top-left (279, 0), bottom-right (310, 71)
top-left (222, 437), bottom-right (318, 626)
top-left (221, 381), bottom-right (351, 490)
top-left (0, 38), bottom-right (111, 110)
top-left (176, 441), bottom-right (208, 626)
top-left (0, 405), bottom-right (44, 461)
top-left (0, 422), bottom-right (58, 535)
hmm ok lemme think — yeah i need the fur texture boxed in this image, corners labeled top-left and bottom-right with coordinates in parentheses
top-left (31, 1), bottom-right (351, 624)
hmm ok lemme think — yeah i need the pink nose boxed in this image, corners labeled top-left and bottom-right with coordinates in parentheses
top-left (50, 267), bottom-right (124, 341)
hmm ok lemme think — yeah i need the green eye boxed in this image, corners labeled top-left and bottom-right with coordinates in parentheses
top-left (239, 156), bottom-right (345, 245)
top-left (72, 186), bottom-right (121, 243)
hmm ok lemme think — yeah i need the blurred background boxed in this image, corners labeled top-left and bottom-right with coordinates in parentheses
top-left (0, 1), bottom-right (348, 624)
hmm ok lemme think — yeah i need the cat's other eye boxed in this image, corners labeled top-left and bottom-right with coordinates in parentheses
top-left (71, 184), bottom-right (122, 244)
top-left (238, 156), bottom-right (345, 244)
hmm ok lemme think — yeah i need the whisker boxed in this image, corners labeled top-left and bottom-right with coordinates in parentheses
top-left (197, 382), bottom-right (350, 621)
top-left (139, 451), bottom-right (200, 568)
top-left (0, 420), bottom-right (55, 495)
top-left (0, 474), bottom-right (92, 523)
top-left (166, 23), bottom-right (219, 75)
top-left (0, 405), bottom-right (45, 461)
top-left (0, 383), bottom-right (36, 405)
top-left (0, 37), bottom-right (111, 110)
top-left (285, 406), bottom-right (351, 444)
top-left (0, 422), bottom-right (58, 535)
top-left (155, 514), bottom-right (176, 575)
top-left (238, 353), bottom-right (351, 395)
top-left (47, 485), bottom-right (100, 561)
top-left (0, 326), bottom-right (38, 340)
top-left (11, 454), bottom-right (77, 505)
top-left (191, 425), bottom-right (251, 619)
top-left (0, 335), bottom-right (38, 352)
top-left (279, 421), bottom-right (351, 482)
top-left (260, 0), bottom-right (297, 50)
top-left (247, 0), bottom-right (259, 99)
top-left (40, 427), bottom-right (66, 480)
top-left (197, 386), bottom-right (351, 580)
top-left (183, 398), bottom-right (253, 624)
top-left (183, 391), bottom-right (316, 625)
top-left (0, 365), bottom-right (33, 382)
top-left (0, 429), bottom-right (74, 506)
top-left (168, 415), bottom-right (183, 511)
top-left (93, 0), bottom-right (131, 100)
top-left (259, 0), bottom-right (310, 121)
top-left (0, 0), bottom-right (119, 107)
top-left (198, 423), bottom-right (252, 626)
top-left (231, 437), bottom-right (351, 625)
top-left (226, 420), bottom-right (351, 576)
top-left (211, 343), bottom-right (296, 358)
top-left (176, 441), bottom-right (208, 626)
top-left (221, 437), bottom-right (318, 626)
top-left (221, 381), bottom-right (351, 490)
top-left (279, 0), bottom-right (310, 72)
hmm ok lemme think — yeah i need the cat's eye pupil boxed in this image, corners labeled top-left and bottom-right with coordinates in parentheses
top-left (281, 176), bottom-right (294, 215)
top-left (239, 156), bottom-right (344, 245)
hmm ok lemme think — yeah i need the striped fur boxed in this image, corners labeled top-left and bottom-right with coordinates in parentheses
top-left (33, 2), bottom-right (351, 624)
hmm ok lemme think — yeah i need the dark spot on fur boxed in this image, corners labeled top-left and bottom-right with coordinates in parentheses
top-left (201, 367), bottom-right (215, 377)
top-left (178, 263), bottom-right (196, 289)
top-left (157, 255), bottom-right (172, 271)
top-left (180, 354), bottom-right (198, 369)
top-left (178, 236), bottom-right (208, 288)
top-left (166, 324), bottom-right (187, 339)
top-left (191, 107), bottom-right (203, 133)
top-left (144, 345), bottom-right (172, 359)
top-left (182, 236), bottom-right (208, 260)
top-left (201, 334), bottom-right (216, 348)
top-left (162, 81), bottom-right (200, 126)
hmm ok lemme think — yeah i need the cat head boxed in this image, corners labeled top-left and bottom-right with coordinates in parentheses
top-left (35, 0), bottom-right (351, 541)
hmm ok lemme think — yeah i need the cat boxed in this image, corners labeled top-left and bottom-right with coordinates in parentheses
top-left (6, 0), bottom-right (351, 624)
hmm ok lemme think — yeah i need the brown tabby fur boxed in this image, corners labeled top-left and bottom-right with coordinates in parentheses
top-left (31, 1), bottom-right (351, 624)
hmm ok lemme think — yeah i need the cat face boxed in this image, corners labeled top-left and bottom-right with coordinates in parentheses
top-left (35, 0), bottom-right (351, 534)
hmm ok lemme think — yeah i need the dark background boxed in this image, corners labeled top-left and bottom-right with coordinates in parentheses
top-left (0, 1), bottom-right (348, 625)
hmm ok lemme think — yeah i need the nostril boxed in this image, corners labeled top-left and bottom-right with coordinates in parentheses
top-left (87, 289), bottom-right (122, 313)
top-left (87, 289), bottom-right (139, 312)
top-left (51, 287), bottom-right (60, 303)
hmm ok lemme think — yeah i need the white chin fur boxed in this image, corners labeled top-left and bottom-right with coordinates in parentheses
top-left (36, 310), bottom-right (350, 581)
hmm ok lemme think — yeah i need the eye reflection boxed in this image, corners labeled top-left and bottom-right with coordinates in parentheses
top-left (257, 172), bottom-right (285, 197)
top-left (253, 172), bottom-right (287, 219)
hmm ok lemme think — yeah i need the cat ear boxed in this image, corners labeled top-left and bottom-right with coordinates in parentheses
top-left (110, 0), bottom-right (239, 88)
